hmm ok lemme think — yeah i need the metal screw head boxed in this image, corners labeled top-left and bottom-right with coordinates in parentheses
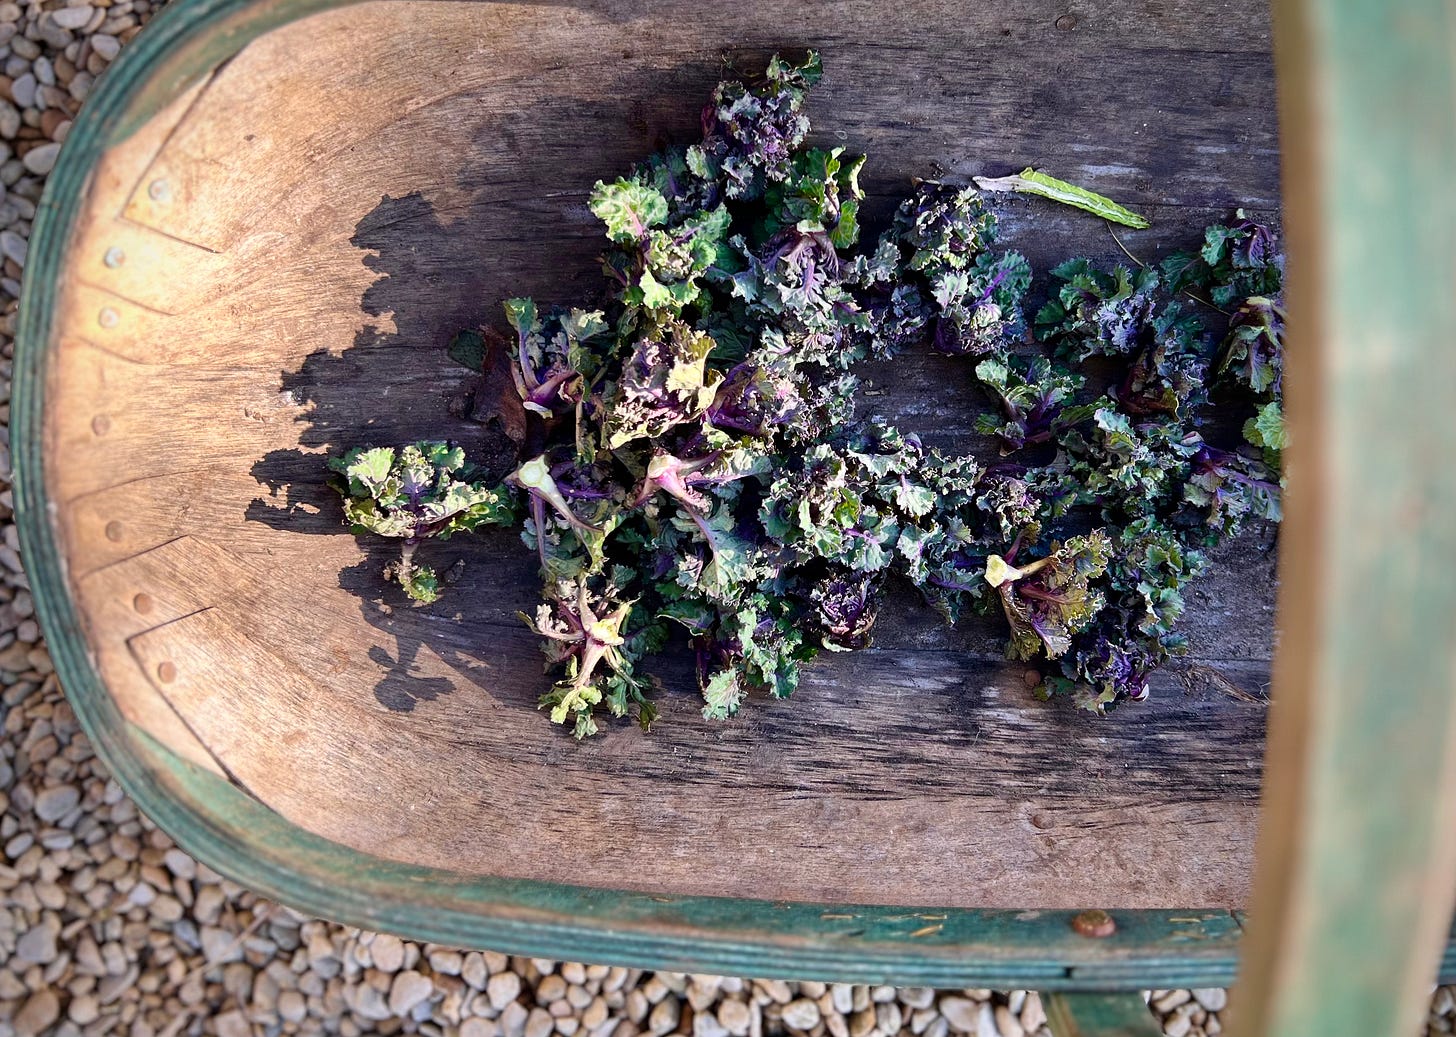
top-left (1071, 909), bottom-right (1116, 937)
top-left (103, 246), bottom-right (125, 268)
top-left (148, 178), bottom-right (171, 203)
top-left (98, 307), bottom-right (119, 328)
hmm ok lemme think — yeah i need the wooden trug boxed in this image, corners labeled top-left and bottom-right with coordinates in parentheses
top-left (13, 0), bottom-right (1456, 1027)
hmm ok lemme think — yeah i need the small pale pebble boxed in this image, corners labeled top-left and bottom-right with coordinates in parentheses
top-left (21, 140), bottom-right (59, 175)
top-left (0, 970), bottom-right (26, 1000)
top-left (539, 975), bottom-right (568, 1002)
top-left (38, 19), bottom-right (73, 46)
top-left (10, 71), bottom-right (33, 106)
top-left (647, 998), bottom-right (679, 1035)
top-left (0, 3), bottom-right (19, 21)
top-left (693, 1012), bottom-right (727, 1037)
top-left (371, 933), bottom-right (404, 972)
top-left (781, 1000), bottom-right (821, 1031)
top-left (1019, 995), bottom-right (1046, 1034)
top-left (14, 988), bottom-right (61, 1036)
top-left (17, 914), bottom-right (60, 963)
top-left (876, 1002), bottom-right (902, 1034)
top-left (50, 5), bottom-right (93, 28)
top-left (626, 989), bottom-right (650, 1023)
top-left (717, 999), bottom-right (751, 1037)
top-left (899, 988), bottom-right (935, 1010)
top-left (994, 1005), bottom-right (1024, 1037)
top-left (583, 997), bottom-right (610, 1029)
top-left (925, 1018), bottom-right (949, 1037)
top-left (88, 32), bottom-right (119, 61)
top-left (488, 969), bottom-right (523, 1010)
top-left (461, 953), bottom-right (489, 989)
top-left (938, 998), bottom-right (980, 1034)
top-left (1191, 988), bottom-right (1227, 1012)
top-left (68, 993), bottom-right (100, 1025)
top-left (464, 1021), bottom-right (503, 1037)
top-left (161, 848), bottom-right (196, 880)
top-left (34, 782), bottom-right (79, 821)
top-left (757, 980), bottom-right (792, 1005)
top-left (502, 1000), bottom-right (531, 1037)
top-left (389, 969), bottom-right (433, 1015)
top-left (1152, 991), bottom-right (1191, 1014)
top-left (973, 1003), bottom-right (998, 1037)
top-left (1162, 1010), bottom-right (1193, 1037)
top-left (214, 1009), bottom-right (250, 1037)
top-left (430, 949), bottom-right (463, 975)
top-left (687, 979), bottom-right (721, 1012)
top-left (0, 227), bottom-right (23, 265)
top-left (354, 983), bottom-right (392, 1021)
top-left (200, 926), bottom-right (242, 965)
top-left (277, 989), bottom-right (306, 1021)
top-left (830, 986), bottom-right (854, 1015)
top-left (528, 1008), bottom-right (557, 1037)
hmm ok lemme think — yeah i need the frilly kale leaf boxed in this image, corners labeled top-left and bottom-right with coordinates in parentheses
top-left (606, 321), bottom-right (723, 448)
top-left (1244, 400), bottom-right (1286, 468)
top-left (1184, 439), bottom-right (1283, 536)
top-left (524, 578), bottom-right (654, 738)
top-left (973, 355), bottom-right (1092, 454)
top-left (892, 182), bottom-right (998, 273)
top-left (689, 51), bottom-right (823, 201)
top-left (1163, 209), bottom-right (1283, 307)
top-left (985, 531), bottom-right (1111, 661)
top-left (1219, 295), bottom-right (1285, 397)
top-left (329, 443), bottom-right (515, 603)
top-left (1036, 260), bottom-right (1161, 360)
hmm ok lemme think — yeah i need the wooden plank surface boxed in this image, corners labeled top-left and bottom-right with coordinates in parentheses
top-left (46, 0), bottom-right (1279, 908)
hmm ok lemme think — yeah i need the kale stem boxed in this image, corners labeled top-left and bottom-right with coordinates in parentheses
top-left (399, 540), bottom-right (417, 584)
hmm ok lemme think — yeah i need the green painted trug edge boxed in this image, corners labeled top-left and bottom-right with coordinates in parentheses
top-left (13, 0), bottom-right (1453, 986)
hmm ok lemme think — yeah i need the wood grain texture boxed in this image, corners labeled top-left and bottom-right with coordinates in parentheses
top-left (44, 0), bottom-right (1279, 909)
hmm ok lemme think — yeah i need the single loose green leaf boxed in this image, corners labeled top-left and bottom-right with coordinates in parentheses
top-left (974, 167), bottom-right (1151, 229)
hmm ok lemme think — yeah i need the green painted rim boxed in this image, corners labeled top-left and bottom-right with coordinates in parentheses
top-left (13, 0), bottom-right (1454, 986)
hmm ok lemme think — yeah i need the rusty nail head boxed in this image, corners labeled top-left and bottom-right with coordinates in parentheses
top-left (1072, 909), bottom-right (1116, 937)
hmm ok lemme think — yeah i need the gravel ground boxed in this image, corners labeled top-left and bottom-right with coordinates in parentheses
top-left (1, 3), bottom-right (1454, 1036)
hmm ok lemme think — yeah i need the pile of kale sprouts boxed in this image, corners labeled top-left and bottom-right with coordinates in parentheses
top-left (330, 53), bottom-right (1285, 737)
